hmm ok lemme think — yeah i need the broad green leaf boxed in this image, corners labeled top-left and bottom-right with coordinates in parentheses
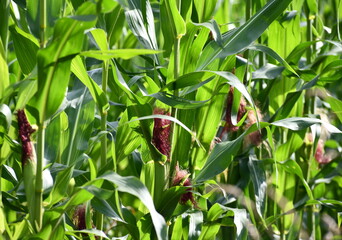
top-left (306, 0), bottom-right (318, 15)
top-left (115, 110), bottom-right (141, 162)
top-left (193, 20), bottom-right (223, 47)
top-left (160, 0), bottom-right (186, 55)
top-left (279, 160), bottom-right (314, 200)
top-left (171, 71), bottom-right (255, 111)
top-left (272, 117), bottom-right (342, 133)
top-left (162, 0), bottom-right (186, 38)
top-left (71, 55), bottom-right (109, 112)
top-left (269, 76), bottom-right (318, 122)
top-left (15, 79), bottom-right (37, 110)
top-left (90, 197), bottom-right (124, 222)
top-left (68, 229), bottom-right (109, 239)
top-left (27, 0), bottom-right (64, 39)
top-left (126, 114), bottom-right (202, 148)
top-left (0, 0), bottom-right (9, 51)
top-left (196, 0), bottom-right (293, 69)
top-left (100, 172), bottom-right (168, 240)
top-left (199, 224), bottom-right (221, 240)
top-left (28, 4), bottom-right (97, 123)
top-left (186, 211), bottom-right (203, 240)
top-left (169, 71), bottom-right (215, 89)
top-left (171, 216), bottom-right (183, 240)
top-left (80, 49), bottom-right (161, 60)
top-left (124, 0), bottom-right (158, 52)
top-left (325, 95), bottom-right (342, 123)
top-left (65, 189), bottom-right (95, 209)
top-left (62, 88), bottom-right (95, 166)
top-left (89, 28), bottom-right (108, 51)
top-left (247, 44), bottom-right (298, 77)
top-left (0, 207), bottom-right (5, 234)
top-left (156, 186), bottom-right (187, 220)
top-left (207, 203), bottom-right (226, 221)
top-left (0, 104), bottom-right (11, 132)
top-left (149, 92), bottom-right (209, 109)
top-left (275, 131), bottom-right (305, 162)
top-left (194, 133), bottom-right (244, 182)
top-left (194, 0), bottom-right (218, 22)
top-left (106, 3), bottom-right (125, 48)
top-left (98, 0), bottom-right (117, 13)
top-left (9, 25), bottom-right (39, 74)
top-left (248, 155), bottom-right (267, 218)
top-left (0, 39), bottom-right (8, 98)
top-left (252, 64), bottom-right (285, 80)
top-left (46, 166), bottom-right (74, 206)
top-left (26, 0), bottom-right (40, 38)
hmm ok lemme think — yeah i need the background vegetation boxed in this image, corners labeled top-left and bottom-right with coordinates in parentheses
top-left (0, 0), bottom-right (341, 239)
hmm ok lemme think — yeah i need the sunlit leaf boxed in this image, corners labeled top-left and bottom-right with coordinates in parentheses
top-left (196, 0), bottom-right (293, 69)
top-left (100, 172), bottom-right (168, 240)
top-left (80, 49), bottom-right (161, 60)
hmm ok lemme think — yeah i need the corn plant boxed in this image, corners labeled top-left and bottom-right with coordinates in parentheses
top-left (0, 0), bottom-right (341, 239)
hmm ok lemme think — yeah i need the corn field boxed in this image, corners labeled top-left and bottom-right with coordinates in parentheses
top-left (0, 0), bottom-right (342, 239)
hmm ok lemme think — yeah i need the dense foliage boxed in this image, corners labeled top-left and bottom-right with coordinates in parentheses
top-left (0, 0), bottom-right (341, 239)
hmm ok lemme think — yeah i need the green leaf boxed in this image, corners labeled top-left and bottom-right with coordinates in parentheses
top-left (124, 0), bottom-right (159, 52)
top-left (156, 186), bottom-right (186, 220)
top-left (247, 44), bottom-right (298, 77)
top-left (207, 203), bottom-right (226, 221)
top-left (68, 229), bottom-right (109, 239)
top-left (0, 104), bottom-right (11, 132)
top-left (62, 87), bottom-right (95, 166)
top-left (248, 155), bottom-right (267, 218)
top-left (80, 49), bottom-right (161, 60)
top-left (28, 6), bottom-right (97, 123)
top-left (186, 211), bottom-right (203, 240)
top-left (90, 197), bottom-right (124, 223)
top-left (194, 133), bottom-right (244, 182)
top-left (160, 0), bottom-right (186, 55)
top-left (171, 216), bottom-right (183, 240)
top-left (100, 172), bottom-right (168, 240)
top-left (46, 166), bottom-right (74, 207)
top-left (71, 55), bottom-right (109, 112)
top-left (161, 0), bottom-right (186, 38)
top-left (193, 20), bottom-right (223, 47)
top-left (0, 39), bottom-right (8, 98)
top-left (126, 114), bottom-right (202, 149)
top-left (279, 160), bottom-right (314, 200)
top-left (272, 117), bottom-right (342, 133)
top-left (171, 71), bottom-right (255, 111)
top-left (194, 0), bottom-right (218, 22)
top-left (196, 0), bottom-right (293, 69)
top-left (252, 64), bottom-right (285, 80)
top-left (89, 28), bottom-right (108, 51)
top-left (149, 92), bottom-right (209, 109)
top-left (325, 95), bottom-right (342, 123)
top-left (9, 26), bottom-right (39, 74)
top-left (115, 110), bottom-right (141, 161)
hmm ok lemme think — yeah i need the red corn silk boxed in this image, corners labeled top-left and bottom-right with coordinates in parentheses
top-left (73, 205), bottom-right (87, 230)
top-left (315, 139), bottom-right (331, 165)
top-left (244, 109), bottom-right (263, 147)
top-left (17, 110), bottom-right (35, 165)
top-left (172, 165), bottom-right (197, 208)
top-left (152, 108), bottom-right (171, 158)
